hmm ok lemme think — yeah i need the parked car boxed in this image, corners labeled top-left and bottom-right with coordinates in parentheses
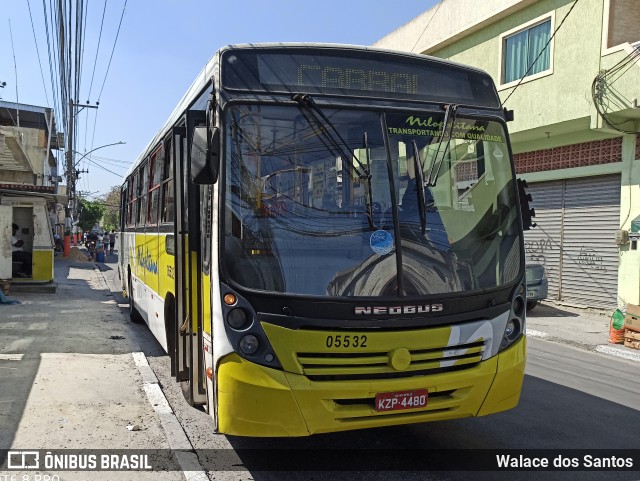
top-left (525, 263), bottom-right (548, 310)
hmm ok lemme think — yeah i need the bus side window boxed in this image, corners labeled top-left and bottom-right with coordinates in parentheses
top-left (148, 148), bottom-right (163, 226)
top-left (161, 137), bottom-right (175, 223)
top-left (130, 172), bottom-right (139, 227)
top-left (121, 186), bottom-right (128, 231)
top-left (138, 162), bottom-right (149, 226)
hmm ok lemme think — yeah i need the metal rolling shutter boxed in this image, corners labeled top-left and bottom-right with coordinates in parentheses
top-left (524, 181), bottom-right (563, 302)
top-left (560, 175), bottom-right (620, 309)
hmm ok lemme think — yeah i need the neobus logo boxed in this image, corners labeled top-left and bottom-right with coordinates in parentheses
top-left (355, 304), bottom-right (444, 315)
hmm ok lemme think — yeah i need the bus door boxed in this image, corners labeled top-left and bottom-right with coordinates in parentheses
top-left (172, 110), bottom-right (207, 406)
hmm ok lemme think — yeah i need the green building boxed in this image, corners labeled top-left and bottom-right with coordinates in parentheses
top-left (376, 0), bottom-right (640, 309)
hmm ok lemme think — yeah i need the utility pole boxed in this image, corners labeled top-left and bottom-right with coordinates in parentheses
top-left (65, 100), bottom-right (74, 235)
top-left (65, 100), bottom-right (74, 233)
top-left (65, 100), bottom-right (98, 230)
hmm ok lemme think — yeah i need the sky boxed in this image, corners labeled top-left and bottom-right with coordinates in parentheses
top-left (0, 1), bottom-right (438, 198)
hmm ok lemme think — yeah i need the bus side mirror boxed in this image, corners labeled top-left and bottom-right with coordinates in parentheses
top-left (517, 178), bottom-right (536, 231)
top-left (190, 126), bottom-right (219, 184)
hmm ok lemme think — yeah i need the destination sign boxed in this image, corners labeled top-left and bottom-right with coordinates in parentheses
top-left (221, 47), bottom-right (501, 108)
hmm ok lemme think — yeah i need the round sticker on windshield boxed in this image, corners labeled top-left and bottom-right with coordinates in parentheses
top-left (370, 230), bottom-right (394, 256)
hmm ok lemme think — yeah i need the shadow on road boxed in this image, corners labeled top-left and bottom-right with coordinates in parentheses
top-left (527, 302), bottom-right (580, 318)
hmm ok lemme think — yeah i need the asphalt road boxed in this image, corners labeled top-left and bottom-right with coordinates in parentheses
top-left (101, 260), bottom-right (640, 481)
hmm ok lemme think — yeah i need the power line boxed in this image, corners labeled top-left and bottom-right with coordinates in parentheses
top-left (88, 0), bottom-right (128, 186)
top-left (97, 0), bottom-right (127, 101)
top-left (87, 0), bottom-right (107, 99)
top-left (94, 159), bottom-right (128, 170)
top-left (26, 0), bottom-right (51, 107)
top-left (42, 0), bottom-right (62, 127)
top-left (591, 47), bottom-right (640, 134)
top-left (86, 157), bottom-right (125, 177)
top-left (8, 19), bottom-right (20, 119)
top-left (90, 154), bottom-right (131, 164)
top-left (410, 0), bottom-right (444, 53)
top-left (502, 0), bottom-right (579, 106)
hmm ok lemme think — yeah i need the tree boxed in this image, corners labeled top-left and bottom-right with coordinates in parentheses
top-left (78, 198), bottom-right (105, 232)
top-left (100, 186), bottom-right (122, 232)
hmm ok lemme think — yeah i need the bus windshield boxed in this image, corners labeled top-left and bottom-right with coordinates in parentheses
top-left (223, 104), bottom-right (521, 297)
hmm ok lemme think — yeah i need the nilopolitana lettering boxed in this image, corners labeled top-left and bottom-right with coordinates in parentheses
top-left (137, 246), bottom-right (159, 274)
top-left (387, 116), bottom-right (503, 142)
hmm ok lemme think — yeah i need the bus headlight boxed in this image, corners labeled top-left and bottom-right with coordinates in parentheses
top-left (504, 319), bottom-right (520, 340)
top-left (220, 284), bottom-right (282, 369)
top-left (501, 319), bottom-right (521, 349)
top-left (500, 280), bottom-right (526, 351)
top-left (227, 308), bottom-right (250, 330)
top-left (239, 335), bottom-right (259, 355)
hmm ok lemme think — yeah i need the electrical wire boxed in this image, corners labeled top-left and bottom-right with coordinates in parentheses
top-left (88, 0), bottom-right (128, 186)
top-left (90, 157), bottom-right (129, 170)
top-left (502, 0), bottom-right (579, 106)
top-left (86, 157), bottom-right (125, 177)
top-left (26, 0), bottom-right (51, 107)
top-left (87, 0), bottom-right (107, 99)
top-left (8, 20), bottom-right (20, 114)
top-left (96, 0), bottom-right (127, 101)
top-left (90, 154), bottom-right (131, 164)
top-left (42, 0), bottom-right (63, 128)
top-left (591, 45), bottom-right (640, 134)
top-left (410, 0), bottom-right (444, 53)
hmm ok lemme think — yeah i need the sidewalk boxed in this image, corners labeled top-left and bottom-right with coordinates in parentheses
top-left (525, 301), bottom-right (640, 362)
top-left (0, 256), bottom-right (179, 480)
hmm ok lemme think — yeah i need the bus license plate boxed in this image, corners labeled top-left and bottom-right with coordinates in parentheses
top-left (527, 291), bottom-right (535, 298)
top-left (375, 389), bottom-right (428, 412)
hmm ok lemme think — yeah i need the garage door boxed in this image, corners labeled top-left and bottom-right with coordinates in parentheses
top-left (524, 175), bottom-right (620, 309)
top-left (524, 180), bottom-right (563, 302)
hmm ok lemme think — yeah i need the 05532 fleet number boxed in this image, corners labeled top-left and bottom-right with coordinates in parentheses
top-left (325, 334), bottom-right (367, 348)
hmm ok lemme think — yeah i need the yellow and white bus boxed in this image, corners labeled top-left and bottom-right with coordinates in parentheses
top-left (119, 43), bottom-right (531, 437)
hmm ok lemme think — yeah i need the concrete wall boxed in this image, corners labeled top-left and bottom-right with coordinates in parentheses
top-left (377, 0), bottom-right (640, 141)
top-left (617, 134), bottom-right (640, 305)
top-left (430, 0), bottom-right (605, 137)
top-left (375, 0), bottom-right (539, 55)
top-left (607, 0), bottom-right (640, 48)
top-left (0, 125), bottom-right (57, 187)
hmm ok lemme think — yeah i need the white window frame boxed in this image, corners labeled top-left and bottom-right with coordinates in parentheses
top-left (498, 12), bottom-right (555, 90)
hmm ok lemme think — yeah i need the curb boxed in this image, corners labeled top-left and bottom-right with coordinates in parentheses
top-left (527, 328), bottom-right (640, 363)
top-left (9, 281), bottom-right (58, 294)
top-left (96, 266), bottom-right (209, 481)
top-left (595, 345), bottom-right (640, 363)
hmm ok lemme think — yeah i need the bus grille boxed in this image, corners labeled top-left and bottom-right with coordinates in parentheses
top-left (295, 340), bottom-right (485, 381)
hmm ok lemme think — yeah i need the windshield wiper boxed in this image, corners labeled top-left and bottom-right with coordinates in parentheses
top-left (292, 93), bottom-right (375, 229)
top-left (426, 104), bottom-right (458, 187)
top-left (411, 140), bottom-right (427, 235)
top-left (362, 130), bottom-right (377, 228)
top-left (292, 94), bottom-right (371, 178)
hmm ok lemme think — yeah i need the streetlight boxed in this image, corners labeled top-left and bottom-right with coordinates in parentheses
top-left (73, 141), bottom-right (126, 167)
top-left (66, 141), bottom-right (126, 237)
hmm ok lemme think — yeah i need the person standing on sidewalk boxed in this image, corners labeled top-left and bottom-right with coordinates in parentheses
top-left (11, 223), bottom-right (32, 277)
top-left (109, 231), bottom-right (116, 255)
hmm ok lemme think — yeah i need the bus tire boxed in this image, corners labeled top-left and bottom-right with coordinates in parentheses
top-left (164, 295), bottom-right (176, 357)
top-left (128, 271), bottom-right (143, 323)
top-left (181, 381), bottom-right (205, 410)
top-left (526, 300), bottom-right (538, 311)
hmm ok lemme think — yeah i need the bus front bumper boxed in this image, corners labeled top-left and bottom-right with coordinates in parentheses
top-left (216, 336), bottom-right (525, 437)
